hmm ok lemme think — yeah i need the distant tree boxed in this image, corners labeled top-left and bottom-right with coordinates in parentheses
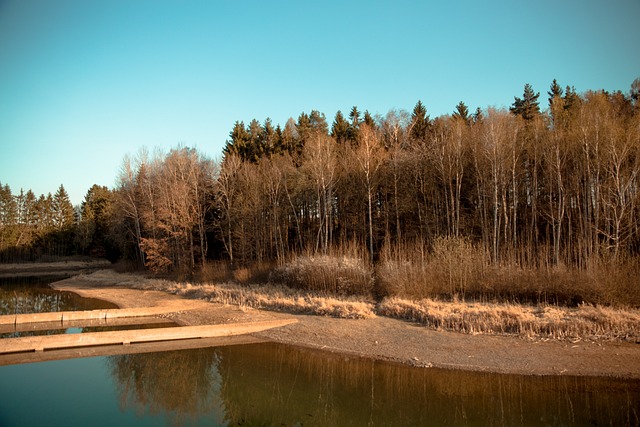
top-left (308, 110), bottom-right (329, 135)
top-left (563, 85), bottom-right (579, 111)
top-left (452, 101), bottom-right (470, 123)
top-left (77, 185), bottom-right (117, 259)
top-left (631, 77), bottom-right (640, 107)
top-left (410, 100), bottom-right (430, 142)
top-left (363, 110), bottom-right (375, 128)
top-left (348, 106), bottom-right (361, 143)
top-left (0, 183), bottom-right (17, 249)
top-left (260, 118), bottom-right (277, 156)
top-left (216, 154), bottom-right (242, 265)
top-left (281, 117), bottom-right (299, 155)
top-left (351, 123), bottom-right (385, 263)
top-left (15, 189), bottom-right (38, 247)
top-left (472, 107), bottom-right (484, 123)
top-left (331, 110), bottom-right (350, 144)
top-left (547, 79), bottom-right (563, 108)
top-left (303, 132), bottom-right (337, 254)
top-left (52, 185), bottom-right (75, 230)
top-left (510, 83), bottom-right (540, 121)
top-left (223, 121), bottom-right (250, 160)
top-left (548, 79), bottom-right (566, 127)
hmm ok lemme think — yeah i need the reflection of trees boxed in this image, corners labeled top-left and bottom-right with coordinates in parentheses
top-left (0, 277), bottom-right (118, 337)
top-left (107, 348), bottom-right (224, 425)
top-left (216, 342), bottom-right (640, 426)
top-left (0, 277), bottom-right (117, 316)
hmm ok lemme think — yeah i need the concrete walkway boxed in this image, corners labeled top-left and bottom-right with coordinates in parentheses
top-left (0, 319), bottom-right (297, 355)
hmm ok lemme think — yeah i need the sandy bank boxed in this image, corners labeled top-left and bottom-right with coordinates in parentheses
top-left (47, 271), bottom-right (640, 379)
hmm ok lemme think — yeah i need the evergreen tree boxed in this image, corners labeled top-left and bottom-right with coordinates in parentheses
top-left (0, 183), bottom-right (16, 228)
top-left (363, 110), bottom-right (375, 128)
top-left (78, 184), bottom-right (117, 259)
top-left (510, 83), bottom-right (540, 121)
top-left (247, 119), bottom-right (263, 161)
top-left (452, 101), bottom-right (470, 123)
top-left (223, 121), bottom-right (250, 159)
top-left (52, 185), bottom-right (75, 230)
top-left (0, 183), bottom-right (17, 249)
top-left (281, 117), bottom-right (299, 156)
top-left (348, 106), bottom-right (361, 143)
top-left (472, 107), bottom-right (484, 123)
top-left (631, 77), bottom-right (640, 108)
top-left (548, 79), bottom-right (565, 126)
top-left (331, 110), bottom-right (350, 144)
top-left (309, 110), bottom-right (329, 135)
top-left (260, 118), bottom-right (276, 157)
top-left (410, 100), bottom-right (430, 141)
top-left (548, 79), bottom-right (563, 108)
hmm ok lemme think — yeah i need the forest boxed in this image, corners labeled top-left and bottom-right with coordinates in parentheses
top-left (2, 79), bottom-right (639, 306)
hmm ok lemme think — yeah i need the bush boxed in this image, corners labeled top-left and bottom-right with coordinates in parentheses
top-left (378, 237), bottom-right (486, 300)
top-left (270, 254), bottom-right (373, 297)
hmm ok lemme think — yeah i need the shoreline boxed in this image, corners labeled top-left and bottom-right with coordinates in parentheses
top-left (44, 270), bottom-right (640, 379)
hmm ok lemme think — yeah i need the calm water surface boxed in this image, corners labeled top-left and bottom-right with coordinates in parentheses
top-left (0, 277), bottom-right (638, 426)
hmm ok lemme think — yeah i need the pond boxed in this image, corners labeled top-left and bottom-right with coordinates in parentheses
top-left (0, 277), bottom-right (638, 426)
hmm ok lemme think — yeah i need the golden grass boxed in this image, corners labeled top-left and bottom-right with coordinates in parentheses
top-left (269, 254), bottom-right (373, 296)
top-left (377, 296), bottom-right (640, 342)
top-left (167, 282), bottom-right (376, 319)
top-left (76, 269), bottom-right (640, 342)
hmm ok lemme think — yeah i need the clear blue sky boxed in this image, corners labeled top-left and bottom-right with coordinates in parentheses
top-left (1, 0), bottom-right (638, 205)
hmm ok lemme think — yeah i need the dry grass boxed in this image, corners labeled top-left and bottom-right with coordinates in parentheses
top-left (269, 253), bottom-right (373, 296)
top-left (78, 269), bottom-right (375, 319)
top-left (378, 237), bottom-right (640, 307)
top-left (76, 269), bottom-right (640, 342)
top-left (377, 296), bottom-right (640, 342)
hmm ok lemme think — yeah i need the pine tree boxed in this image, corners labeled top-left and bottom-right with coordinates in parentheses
top-left (547, 79), bottom-right (563, 108)
top-left (452, 101), bottom-right (470, 123)
top-left (260, 118), bottom-right (276, 157)
top-left (0, 183), bottom-right (17, 249)
top-left (309, 110), bottom-right (329, 135)
top-left (348, 106), bottom-right (361, 143)
top-left (224, 121), bottom-right (250, 160)
top-left (410, 100), bottom-right (430, 141)
top-left (472, 107), bottom-right (484, 123)
top-left (548, 79), bottom-right (565, 126)
top-left (510, 83), bottom-right (540, 121)
top-left (52, 184), bottom-right (75, 230)
top-left (363, 110), bottom-right (375, 128)
top-left (330, 110), bottom-right (350, 144)
top-left (631, 77), bottom-right (640, 108)
top-left (563, 85), bottom-right (580, 112)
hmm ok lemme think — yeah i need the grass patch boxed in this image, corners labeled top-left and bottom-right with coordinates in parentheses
top-left (77, 262), bottom-right (640, 342)
top-left (269, 254), bottom-right (373, 297)
top-left (377, 296), bottom-right (640, 342)
top-left (378, 237), bottom-right (640, 307)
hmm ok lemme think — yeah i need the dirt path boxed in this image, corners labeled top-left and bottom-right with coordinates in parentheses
top-left (49, 274), bottom-right (640, 379)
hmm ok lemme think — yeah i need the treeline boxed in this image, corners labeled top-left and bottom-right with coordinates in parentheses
top-left (217, 81), bottom-right (640, 271)
top-left (2, 79), bottom-right (639, 281)
top-left (0, 183), bottom-right (120, 262)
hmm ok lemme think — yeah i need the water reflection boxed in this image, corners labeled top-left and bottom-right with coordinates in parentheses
top-left (0, 276), bottom-right (119, 338)
top-left (2, 276), bottom-right (638, 425)
top-left (0, 276), bottom-right (117, 316)
top-left (107, 348), bottom-right (225, 426)
top-left (106, 342), bottom-right (639, 426)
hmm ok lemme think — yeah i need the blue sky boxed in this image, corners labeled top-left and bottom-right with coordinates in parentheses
top-left (1, 0), bottom-right (638, 205)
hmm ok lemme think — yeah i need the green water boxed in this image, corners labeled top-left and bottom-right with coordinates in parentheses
top-left (0, 277), bottom-right (638, 426)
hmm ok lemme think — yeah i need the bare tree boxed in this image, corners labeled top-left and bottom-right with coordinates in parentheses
top-left (351, 123), bottom-right (386, 263)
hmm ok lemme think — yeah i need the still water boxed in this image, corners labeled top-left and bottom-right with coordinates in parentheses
top-left (0, 278), bottom-right (638, 426)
